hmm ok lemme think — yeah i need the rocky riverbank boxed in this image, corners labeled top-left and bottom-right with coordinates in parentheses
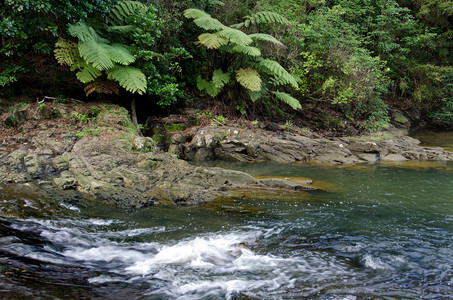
top-left (1, 101), bottom-right (453, 209)
top-left (164, 123), bottom-right (453, 164)
top-left (0, 102), bottom-right (317, 209)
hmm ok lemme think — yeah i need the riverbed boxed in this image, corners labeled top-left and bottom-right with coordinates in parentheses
top-left (1, 158), bottom-right (452, 299)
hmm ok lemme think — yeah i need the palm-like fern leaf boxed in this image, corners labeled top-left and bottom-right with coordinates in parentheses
top-left (84, 78), bottom-right (120, 96)
top-left (256, 58), bottom-right (298, 88)
top-left (184, 8), bottom-right (210, 19)
top-left (107, 66), bottom-right (147, 94)
top-left (248, 89), bottom-right (263, 102)
top-left (109, 1), bottom-right (146, 25)
top-left (236, 68), bottom-right (262, 92)
top-left (217, 27), bottom-right (253, 46)
top-left (244, 11), bottom-right (290, 27)
top-left (196, 33), bottom-right (228, 49)
top-left (212, 69), bottom-right (230, 88)
top-left (248, 33), bottom-right (283, 46)
top-left (76, 64), bottom-right (102, 83)
top-left (194, 16), bottom-right (226, 31)
top-left (232, 45), bottom-right (261, 56)
top-left (197, 76), bottom-right (221, 97)
top-left (69, 22), bottom-right (108, 43)
top-left (107, 44), bottom-right (135, 65)
top-left (54, 38), bottom-right (79, 66)
top-left (272, 91), bottom-right (301, 109)
top-left (78, 39), bottom-right (115, 71)
top-left (108, 25), bottom-right (136, 33)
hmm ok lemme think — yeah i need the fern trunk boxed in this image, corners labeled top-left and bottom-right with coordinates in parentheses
top-left (131, 97), bottom-right (142, 136)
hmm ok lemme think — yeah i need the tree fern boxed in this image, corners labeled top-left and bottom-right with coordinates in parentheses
top-left (256, 58), bottom-right (298, 88)
top-left (245, 11), bottom-right (290, 26)
top-left (84, 78), bottom-right (120, 96)
top-left (272, 91), bottom-right (301, 110)
top-left (236, 68), bottom-right (262, 92)
top-left (194, 16), bottom-right (225, 31)
top-left (197, 76), bottom-right (221, 97)
top-left (196, 33), bottom-right (228, 49)
top-left (107, 44), bottom-right (136, 65)
top-left (248, 33), bottom-right (283, 46)
top-left (76, 64), bottom-right (102, 83)
top-left (54, 38), bottom-right (79, 66)
top-left (212, 69), bottom-right (230, 88)
top-left (108, 25), bottom-right (136, 33)
top-left (232, 12), bottom-right (290, 29)
top-left (78, 39), bottom-right (115, 71)
top-left (184, 8), bottom-right (210, 19)
top-left (69, 22), bottom-right (107, 43)
top-left (232, 45), bottom-right (261, 56)
top-left (248, 89), bottom-right (263, 102)
top-left (107, 66), bottom-right (147, 95)
top-left (216, 27), bottom-right (253, 46)
top-left (109, 1), bottom-right (146, 26)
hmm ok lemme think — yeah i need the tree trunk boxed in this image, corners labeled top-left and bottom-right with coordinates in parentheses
top-left (131, 97), bottom-right (142, 136)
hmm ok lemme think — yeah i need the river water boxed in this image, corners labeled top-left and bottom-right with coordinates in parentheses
top-left (1, 153), bottom-right (453, 299)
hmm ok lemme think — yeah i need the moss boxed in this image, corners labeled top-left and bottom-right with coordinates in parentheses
top-left (164, 123), bottom-right (186, 132)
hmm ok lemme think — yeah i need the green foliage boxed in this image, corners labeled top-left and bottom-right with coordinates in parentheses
top-left (55, 7), bottom-right (148, 96)
top-left (0, 0), bottom-right (119, 94)
top-left (233, 11), bottom-right (291, 28)
top-left (185, 7), bottom-right (301, 113)
top-left (128, 5), bottom-right (189, 107)
top-left (272, 91), bottom-right (302, 110)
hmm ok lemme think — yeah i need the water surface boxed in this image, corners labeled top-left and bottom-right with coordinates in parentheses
top-left (1, 161), bottom-right (452, 299)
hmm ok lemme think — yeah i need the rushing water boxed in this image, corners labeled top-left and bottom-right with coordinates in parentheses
top-left (1, 160), bottom-right (453, 299)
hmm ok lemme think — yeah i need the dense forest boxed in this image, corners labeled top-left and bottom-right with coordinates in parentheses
top-left (1, 0), bottom-right (452, 132)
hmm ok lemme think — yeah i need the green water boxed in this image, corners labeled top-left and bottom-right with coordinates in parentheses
top-left (411, 130), bottom-right (453, 152)
top-left (1, 161), bottom-right (452, 299)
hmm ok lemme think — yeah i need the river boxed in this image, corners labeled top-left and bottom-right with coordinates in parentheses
top-left (1, 143), bottom-right (453, 299)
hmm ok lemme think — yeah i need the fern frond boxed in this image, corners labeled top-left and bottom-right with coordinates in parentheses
top-left (194, 16), bottom-right (226, 31)
top-left (230, 22), bottom-right (244, 29)
top-left (76, 64), bottom-right (102, 83)
top-left (54, 38), bottom-right (79, 66)
top-left (248, 33), bottom-right (283, 46)
top-left (256, 58), bottom-right (298, 88)
top-left (212, 69), bottom-right (230, 88)
top-left (248, 89), bottom-right (263, 102)
top-left (210, 0), bottom-right (225, 6)
top-left (232, 45), bottom-right (261, 56)
top-left (197, 76), bottom-right (221, 97)
top-left (109, 1), bottom-right (146, 25)
top-left (84, 78), bottom-right (120, 96)
top-left (78, 39), bottom-right (115, 71)
top-left (184, 8), bottom-right (210, 19)
top-left (244, 11), bottom-right (290, 27)
top-left (196, 33), bottom-right (228, 49)
top-left (236, 68), bottom-right (262, 92)
top-left (69, 22), bottom-right (108, 43)
top-left (216, 27), bottom-right (253, 46)
top-left (108, 25), bottom-right (136, 33)
top-left (272, 91), bottom-right (301, 110)
top-left (107, 66), bottom-right (147, 94)
top-left (107, 44), bottom-right (135, 65)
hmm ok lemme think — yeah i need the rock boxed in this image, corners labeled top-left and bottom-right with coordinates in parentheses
top-left (204, 167), bottom-right (260, 185)
top-left (348, 141), bottom-right (379, 153)
top-left (391, 110), bottom-right (411, 129)
top-left (259, 178), bottom-right (316, 191)
top-left (381, 154), bottom-right (408, 161)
